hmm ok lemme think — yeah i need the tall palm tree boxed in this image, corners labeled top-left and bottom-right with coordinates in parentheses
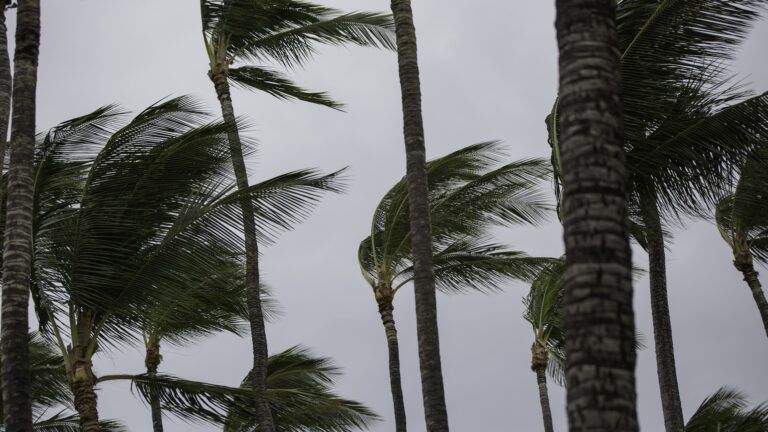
top-left (715, 144), bottom-right (768, 339)
top-left (0, 2), bottom-right (12, 177)
top-left (103, 346), bottom-right (379, 432)
top-left (685, 388), bottom-right (768, 432)
top-left (4, 97), bottom-right (343, 431)
top-left (199, 3), bottom-right (393, 428)
top-left (522, 259), bottom-right (565, 432)
top-left (1, 0), bottom-right (40, 429)
top-left (554, 1), bottom-right (638, 431)
top-left (550, 2), bottom-right (768, 429)
top-left (358, 142), bottom-right (552, 430)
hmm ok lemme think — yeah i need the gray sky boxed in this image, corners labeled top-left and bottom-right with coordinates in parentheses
top-left (6, 1), bottom-right (768, 431)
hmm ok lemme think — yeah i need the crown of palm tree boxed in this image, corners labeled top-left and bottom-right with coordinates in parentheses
top-left (358, 141), bottom-right (553, 295)
top-left (685, 387), bottom-right (768, 432)
top-left (100, 346), bottom-right (378, 432)
top-left (201, 0), bottom-right (395, 109)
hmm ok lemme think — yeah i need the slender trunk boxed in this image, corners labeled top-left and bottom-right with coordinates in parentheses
top-left (209, 65), bottom-right (275, 432)
top-left (0, 5), bottom-right (12, 176)
top-left (145, 335), bottom-right (164, 432)
top-left (377, 295), bottom-right (407, 432)
top-left (68, 345), bottom-right (100, 432)
top-left (531, 343), bottom-right (554, 432)
top-left (556, 1), bottom-right (638, 431)
top-left (640, 191), bottom-right (684, 432)
top-left (733, 246), bottom-right (768, 339)
top-left (1, 1), bottom-right (41, 430)
top-left (389, 2), bottom-right (448, 431)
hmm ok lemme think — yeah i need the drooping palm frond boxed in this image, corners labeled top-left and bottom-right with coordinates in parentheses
top-left (202, 0), bottom-right (395, 68)
top-left (27, 412), bottom-right (126, 432)
top-left (228, 66), bottom-right (342, 109)
top-left (685, 387), bottom-right (768, 431)
top-left (101, 346), bottom-right (378, 432)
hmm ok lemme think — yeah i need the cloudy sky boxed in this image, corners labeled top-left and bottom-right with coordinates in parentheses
top-left (6, 1), bottom-right (768, 431)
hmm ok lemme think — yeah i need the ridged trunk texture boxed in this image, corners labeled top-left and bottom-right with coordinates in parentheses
top-left (209, 65), bottom-right (275, 432)
top-left (145, 336), bottom-right (164, 432)
top-left (733, 246), bottom-right (768, 339)
top-left (640, 192), bottom-right (684, 432)
top-left (68, 345), bottom-right (100, 432)
top-left (555, 1), bottom-right (639, 431)
top-left (1, 1), bottom-right (40, 430)
top-left (531, 344), bottom-right (554, 432)
top-left (377, 295), bottom-right (407, 432)
top-left (0, 5), bottom-right (11, 177)
top-left (390, 1), bottom-right (449, 431)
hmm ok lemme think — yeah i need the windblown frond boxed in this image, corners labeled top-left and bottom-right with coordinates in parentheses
top-left (686, 387), bottom-right (768, 431)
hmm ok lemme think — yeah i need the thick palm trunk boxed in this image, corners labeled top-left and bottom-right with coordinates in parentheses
top-left (556, 1), bottom-right (638, 431)
top-left (531, 344), bottom-right (553, 432)
top-left (145, 335), bottom-right (164, 432)
top-left (640, 192), bottom-right (684, 432)
top-left (68, 344), bottom-right (100, 432)
top-left (1, 1), bottom-right (40, 430)
top-left (0, 5), bottom-right (11, 177)
top-left (389, 1), bottom-right (449, 431)
top-left (733, 247), bottom-right (768, 339)
top-left (209, 65), bottom-right (275, 432)
top-left (377, 296), bottom-right (407, 432)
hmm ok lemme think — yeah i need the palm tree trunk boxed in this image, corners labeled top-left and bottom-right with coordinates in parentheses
top-left (556, 1), bottom-right (638, 431)
top-left (0, 5), bottom-right (12, 177)
top-left (531, 343), bottom-right (554, 432)
top-left (377, 297), bottom-right (407, 432)
top-left (209, 65), bottom-right (275, 432)
top-left (1, 1), bottom-right (40, 430)
top-left (68, 344), bottom-right (100, 432)
top-left (733, 248), bottom-right (768, 339)
top-left (389, 2), bottom-right (449, 431)
top-left (145, 335), bottom-right (164, 432)
top-left (639, 191), bottom-right (684, 432)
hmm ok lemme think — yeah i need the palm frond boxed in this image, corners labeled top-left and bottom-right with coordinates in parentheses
top-left (686, 387), bottom-right (768, 431)
top-left (229, 66), bottom-right (342, 109)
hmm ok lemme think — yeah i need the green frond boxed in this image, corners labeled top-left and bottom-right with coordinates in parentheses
top-left (229, 66), bottom-right (343, 109)
top-left (686, 387), bottom-right (768, 431)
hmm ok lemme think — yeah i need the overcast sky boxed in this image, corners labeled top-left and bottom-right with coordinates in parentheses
top-left (6, 1), bottom-right (768, 431)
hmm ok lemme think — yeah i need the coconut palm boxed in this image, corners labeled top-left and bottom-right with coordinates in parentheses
top-left (1, 0), bottom-right (40, 428)
top-left (358, 142), bottom-right (552, 430)
top-left (549, 2), bottom-right (768, 429)
top-left (2, 97), bottom-right (343, 431)
top-left (685, 388), bottom-right (768, 432)
top-left (386, 0), bottom-right (447, 428)
top-left (0, 2), bottom-right (12, 177)
top-left (522, 259), bottom-right (565, 432)
top-left (554, 0), bottom-right (638, 431)
top-left (199, 3), bottom-right (393, 428)
top-left (715, 144), bottom-right (768, 339)
top-left (0, 333), bottom-right (125, 431)
top-left (101, 346), bottom-right (378, 432)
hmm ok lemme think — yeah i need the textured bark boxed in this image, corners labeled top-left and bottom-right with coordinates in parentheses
top-left (0, 5), bottom-right (11, 177)
top-left (67, 345), bottom-right (100, 432)
top-left (531, 344), bottom-right (554, 432)
top-left (640, 192), bottom-right (684, 432)
top-left (733, 246), bottom-right (768, 339)
top-left (145, 335), bottom-right (164, 432)
top-left (1, 1), bottom-right (40, 430)
top-left (556, 1), bottom-right (639, 431)
top-left (209, 65), bottom-right (275, 432)
top-left (376, 291), bottom-right (407, 432)
top-left (390, 1), bottom-right (449, 431)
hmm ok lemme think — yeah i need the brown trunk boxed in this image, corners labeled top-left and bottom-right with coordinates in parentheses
top-left (640, 191), bottom-right (684, 432)
top-left (68, 345), bottom-right (100, 432)
top-left (531, 343), bottom-right (554, 432)
top-left (376, 288), bottom-right (407, 432)
top-left (389, 1), bottom-right (449, 431)
top-left (733, 246), bottom-right (768, 339)
top-left (209, 64), bottom-right (275, 432)
top-left (0, 5), bottom-right (11, 176)
top-left (1, 1), bottom-right (40, 430)
top-left (145, 335), bottom-right (164, 432)
top-left (556, 1), bottom-right (639, 431)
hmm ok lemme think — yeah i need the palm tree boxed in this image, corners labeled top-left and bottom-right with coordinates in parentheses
top-left (199, 3), bottom-right (394, 428)
top-left (102, 346), bottom-right (379, 432)
top-left (4, 97), bottom-right (343, 431)
top-left (522, 259), bottom-right (565, 432)
top-left (358, 142), bottom-right (552, 430)
top-left (685, 388), bottom-right (768, 432)
top-left (386, 0), bottom-right (449, 428)
top-left (715, 144), bottom-right (768, 339)
top-left (1, 0), bottom-right (40, 429)
top-left (550, 2), bottom-right (768, 429)
top-left (0, 2), bottom-right (12, 177)
top-left (554, 1), bottom-right (638, 431)
top-left (0, 333), bottom-right (125, 431)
